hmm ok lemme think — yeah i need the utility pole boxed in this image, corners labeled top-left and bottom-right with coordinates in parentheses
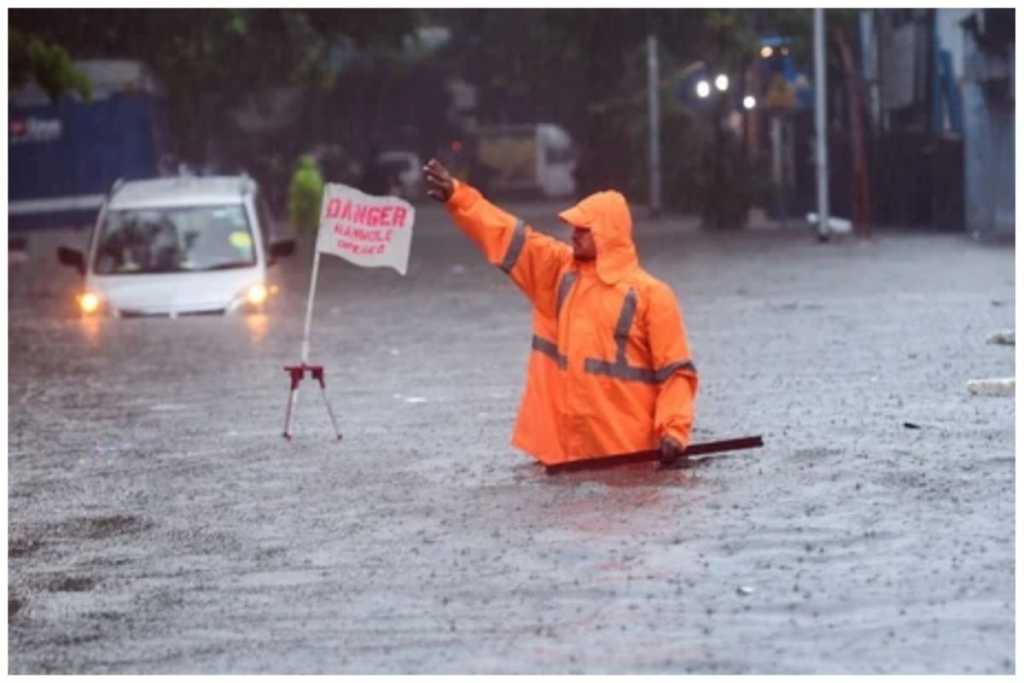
top-left (813, 8), bottom-right (831, 241)
top-left (647, 34), bottom-right (662, 216)
top-left (771, 115), bottom-right (786, 227)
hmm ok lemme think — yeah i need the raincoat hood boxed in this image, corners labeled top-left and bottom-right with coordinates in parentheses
top-left (559, 190), bottom-right (638, 285)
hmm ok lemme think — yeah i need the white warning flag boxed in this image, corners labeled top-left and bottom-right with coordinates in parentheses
top-left (315, 183), bottom-right (415, 275)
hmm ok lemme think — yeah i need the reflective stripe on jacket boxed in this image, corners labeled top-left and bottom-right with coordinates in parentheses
top-left (446, 180), bottom-right (698, 465)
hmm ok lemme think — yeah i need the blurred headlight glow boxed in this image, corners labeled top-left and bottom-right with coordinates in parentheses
top-left (79, 292), bottom-right (101, 314)
top-left (247, 283), bottom-right (269, 305)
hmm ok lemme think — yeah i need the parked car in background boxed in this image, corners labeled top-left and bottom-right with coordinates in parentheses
top-left (57, 175), bottom-right (295, 317)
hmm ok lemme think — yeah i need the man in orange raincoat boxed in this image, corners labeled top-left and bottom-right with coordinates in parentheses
top-left (423, 159), bottom-right (698, 467)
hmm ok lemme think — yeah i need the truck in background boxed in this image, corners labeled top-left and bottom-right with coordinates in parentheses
top-left (10, 59), bottom-right (171, 231)
top-left (474, 123), bottom-right (576, 199)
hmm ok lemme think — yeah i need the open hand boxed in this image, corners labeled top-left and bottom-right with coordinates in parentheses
top-left (423, 158), bottom-right (454, 202)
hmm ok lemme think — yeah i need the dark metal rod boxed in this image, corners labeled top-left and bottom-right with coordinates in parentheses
top-left (544, 435), bottom-right (764, 474)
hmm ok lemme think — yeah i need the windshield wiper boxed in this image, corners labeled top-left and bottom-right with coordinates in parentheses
top-left (202, 261), bottom-right (256, 271)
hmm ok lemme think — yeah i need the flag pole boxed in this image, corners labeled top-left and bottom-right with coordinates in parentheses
top-left (300, 246), bottom-right (322, 365)
top-left (813, 8), bottom-right (831, 241)
top-left (283, 234), bottom-right (323, 439)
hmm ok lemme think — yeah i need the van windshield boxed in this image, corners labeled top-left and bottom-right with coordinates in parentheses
top-left (93, 205), bottom-right (256, 275)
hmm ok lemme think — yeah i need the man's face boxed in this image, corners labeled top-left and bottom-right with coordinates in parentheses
top-left (572, 227), bottom-right (596, 261)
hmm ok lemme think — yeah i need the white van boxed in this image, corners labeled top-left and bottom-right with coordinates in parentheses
top-left (57, 175), bottom-right (294, 317)
top-left (476, 123), bottom-right (576, 198)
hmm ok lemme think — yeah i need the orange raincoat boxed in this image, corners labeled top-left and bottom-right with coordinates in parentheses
top-left (447, 180), bottom-right (698, 465)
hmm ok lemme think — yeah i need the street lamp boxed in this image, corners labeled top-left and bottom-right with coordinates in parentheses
top-left (715, 74), bottom-right (729, 92)
top-left (760, 45), bottom-right (773, 59)
top-left (743, 95), bottom-right (756, 110)
top-left (695, 80), bottom-right (711, 98)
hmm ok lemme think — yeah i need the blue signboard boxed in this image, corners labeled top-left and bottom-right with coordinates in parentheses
top-left (9, 61), bottom-right (170, 230)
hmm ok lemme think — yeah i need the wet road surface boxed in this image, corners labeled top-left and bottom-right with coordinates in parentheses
top-left (8, 203), bottom-right (1014, 673)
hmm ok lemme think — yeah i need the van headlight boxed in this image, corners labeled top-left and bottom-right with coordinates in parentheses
top-left (231, 282), bottom-right (274, 313)
top-left (246, 283), bottom-right (268, 305)
top-left (77, 291), bottom-right (103, 315)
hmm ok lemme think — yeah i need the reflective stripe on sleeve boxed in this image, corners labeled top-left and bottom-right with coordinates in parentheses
top-left (654, 359), bottom-right (697, 382)
top-left (499, 219), bottom-right (527, 273)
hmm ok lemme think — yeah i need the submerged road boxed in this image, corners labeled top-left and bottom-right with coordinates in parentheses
top-left (8, 202), bottom-right (1014, 673)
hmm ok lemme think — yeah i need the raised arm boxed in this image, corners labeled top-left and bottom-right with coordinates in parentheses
top-left (424, 158), bottom-right (570, 316)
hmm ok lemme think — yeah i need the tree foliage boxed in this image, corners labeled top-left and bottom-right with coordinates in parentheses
top-left (9, 8), bottom-right (847, 224)
top-left (9, 9), bottom-right (417, 93)
top-left (424, 9), bottom-right (727, 204)
top-left (9, 28), bottom-right (92, 101)
top-left (8, 9), bottom-right (419, 161)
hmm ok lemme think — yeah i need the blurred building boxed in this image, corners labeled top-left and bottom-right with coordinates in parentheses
top-left (860, 9), bottom-right (1014, 237)
top-left (960, 10), bottom-right (1014, 238)
top-left (741, 37), bottom-right (816, 223)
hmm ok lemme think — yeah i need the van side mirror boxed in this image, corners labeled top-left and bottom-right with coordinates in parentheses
top-left (268, 239), bottom-right (295, 266)
top-left (57, 246), bottom-right (85, 276)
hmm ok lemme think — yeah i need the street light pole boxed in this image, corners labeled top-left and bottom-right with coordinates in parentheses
top-left (813, 8), bottom-right (831, 240)
top-left (647, 34), bottom-right (662, 216)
